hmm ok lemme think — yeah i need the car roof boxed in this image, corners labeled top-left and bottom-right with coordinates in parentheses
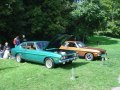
top-left (22, 41), bottom-right (48, 43)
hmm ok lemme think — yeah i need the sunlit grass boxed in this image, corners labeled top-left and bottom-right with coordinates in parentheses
top-left (0, 36), bottom-right (120, 90)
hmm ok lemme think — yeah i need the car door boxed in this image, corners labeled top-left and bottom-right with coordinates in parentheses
top-left (67, 42), bottom-right (86, 57)
top-left (25, 42), bottom-right (41, 63)
top-left (20, 42), bottom-right (28, 59)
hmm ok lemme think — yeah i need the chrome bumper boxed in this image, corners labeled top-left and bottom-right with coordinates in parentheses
top-left (59, 57), bottom-right (77, 63)
top-left (100, 53), bottom-right (108, 60)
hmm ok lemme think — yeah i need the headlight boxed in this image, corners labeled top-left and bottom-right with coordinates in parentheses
top-left (60, 51), bottom-right (66, 55)
top-left (61, 56), bottom-right (66, 60)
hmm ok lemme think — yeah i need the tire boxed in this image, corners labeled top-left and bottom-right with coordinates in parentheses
top-left (16, 54), bottom-right (22, 63)
top-left (85, 53), bottom-right (94, 61)
top-left (45, 58), bottom-right (55, 69)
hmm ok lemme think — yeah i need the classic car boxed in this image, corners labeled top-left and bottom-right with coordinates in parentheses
top-left (11, 35), bottom-right (78, 68)
top-left (60, 41), bottom-right (107, 61)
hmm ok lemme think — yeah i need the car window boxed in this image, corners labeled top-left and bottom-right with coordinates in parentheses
top-left (36, 41), bottom-right (49, 49)
top-left (27, 43), bottom-right (36, 50)
top-left (21, 43), bottom-right (27, 49)
top-left (62, 42), bottom-right (66, 46)
top-left (68, 42), bottom-right (76, 47)
top-left (76, 41), bottom-right (86, 47)
top-left (63, 42), bottom-right (68, 46)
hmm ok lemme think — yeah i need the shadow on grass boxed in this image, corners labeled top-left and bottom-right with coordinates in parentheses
top-left (0, 66), bottom-right (19, 71)
top-left (24, 61), bottom-right (44, 66)
top-left (58, 62), bottom-right (89, 70)
top-left (25, 60), bottom-right (89, 69)
top-left (87, 36), bottom-right (118, 46)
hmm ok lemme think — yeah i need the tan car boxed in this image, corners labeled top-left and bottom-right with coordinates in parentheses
top-left (60, 41), bottom-right (107, 61)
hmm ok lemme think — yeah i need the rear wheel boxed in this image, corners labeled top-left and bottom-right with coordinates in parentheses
top-left (85, 53), bottom-right (94, 61)
top-left (16, 54), bottom-right (22, 63)
top-left (45, 58), bottom-right (55, 69)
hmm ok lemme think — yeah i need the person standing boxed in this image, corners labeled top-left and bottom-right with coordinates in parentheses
top-left (3, 42), bottom-right (11, 59)
top-left (21, 34), bottom-right (27, 43)
top-left (13, 36), bottom-right (20, 47)
top-left (0, 44), bottom-right (3, 58)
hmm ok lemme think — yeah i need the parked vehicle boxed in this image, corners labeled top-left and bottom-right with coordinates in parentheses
top-left (11, 35), bottom-right (78, 68)
top-left (60, 41), bottom-right (107, 61)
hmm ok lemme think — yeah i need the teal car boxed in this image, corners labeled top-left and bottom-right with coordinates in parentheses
top-left (11, 34), bottom-right (78, 68)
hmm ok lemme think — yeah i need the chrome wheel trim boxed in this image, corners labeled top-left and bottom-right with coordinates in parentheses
top-left (85, 53), bottom-right (93, 61)
top-left (45, 59), bottom-right (53, 68)
top-left (16, 55), bottom-right (21, 62)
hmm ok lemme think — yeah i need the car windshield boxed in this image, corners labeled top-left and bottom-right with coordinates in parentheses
top-left (76, 41), bottom-right (86, 47)
top-left (36, 41), bottom-right (49, 49)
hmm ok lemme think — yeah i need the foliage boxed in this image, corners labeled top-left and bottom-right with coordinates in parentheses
top-left (0, 0), bottom-right (73, 41)
top-left (67, 0), bottom-right (106, 41)
top-left (25, 0), bottom-right (73, 40)
top-left (100, 0), bottom-right (120, 38)
top-left (0, 0), bottom-right (26, 41)
top-left (66, 0), bottom-right (120, 40)
top-left (0, 0), bottom-right (120, 42)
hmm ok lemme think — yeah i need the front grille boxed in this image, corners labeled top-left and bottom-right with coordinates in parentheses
top-left (67, 55), bottom-right (74, 59)
top-left (61, 54), bottom-right (74, 60)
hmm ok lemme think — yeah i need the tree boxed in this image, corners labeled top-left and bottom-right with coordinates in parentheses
top-left (0, 0), bottom-right (73, 41)
top-left (66, 0), bottom-right (106, 41)
top-left (20, 0), bottom-right (73, 40)
top-left (100, 0), bottom-right (120, 38)
top-left (0, 0), bottom-right (25, 41)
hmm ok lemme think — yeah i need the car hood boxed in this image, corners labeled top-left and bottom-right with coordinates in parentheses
top-left (83, 47), bottom-right (106, 53)
top-left (45, 34), bottom-right (72, 49)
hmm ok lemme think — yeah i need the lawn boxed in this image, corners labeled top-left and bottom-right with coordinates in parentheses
top-left (0, 36), bottom-right (120, 90)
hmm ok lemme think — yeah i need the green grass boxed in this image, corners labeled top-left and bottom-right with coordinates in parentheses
top-left (0, 36), bottom-right (120, 90)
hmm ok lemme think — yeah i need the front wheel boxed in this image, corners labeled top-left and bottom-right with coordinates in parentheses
top-left (85, 53), bottom-right (94, 61)
top-left (16, 54), bottom-right (22, 63)
top-left (45, 58), bottom-right (55, 69)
